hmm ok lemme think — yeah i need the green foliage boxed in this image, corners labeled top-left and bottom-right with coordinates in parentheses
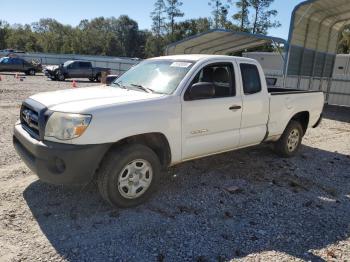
top-left (166, 0), bottom-right (184, 37)
top-left (151, 0), bottom-right (167, 37)
top-left (232, 0), bottom-right (250, 31)
top-left (249, 0), bottom-right (280, 34)
top-left (2, 16), bottom-right (149, 58)
top-left (338, 26), bottom-right (350, 54)
top-left (208, 0), bottom-right (230, 29)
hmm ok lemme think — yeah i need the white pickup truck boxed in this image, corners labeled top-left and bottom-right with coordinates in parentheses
top-left (13, 55), bottom-right (324, 207)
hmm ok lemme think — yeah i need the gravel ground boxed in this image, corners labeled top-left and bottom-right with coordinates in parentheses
top-left (0, 73), bottom-right (349, 262)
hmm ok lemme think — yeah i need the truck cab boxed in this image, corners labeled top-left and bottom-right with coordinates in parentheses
top-left (13, 55), bottom-right (324, 207)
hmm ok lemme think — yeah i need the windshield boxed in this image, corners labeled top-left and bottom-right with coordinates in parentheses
top-left (111, 60), bottom-right (194, 94)
top-left (63, 61), bottom-right (73, 67)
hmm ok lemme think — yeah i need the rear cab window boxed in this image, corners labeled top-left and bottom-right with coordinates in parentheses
top-left (240, 63), bottom-right (262, 95)
top-left (79, 62), bottom-right (91, 68)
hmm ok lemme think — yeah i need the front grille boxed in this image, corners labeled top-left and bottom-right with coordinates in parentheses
top-left (19, 99), bottom-right (48, 140)
top-left (21, 105), bottom-right (40, 138)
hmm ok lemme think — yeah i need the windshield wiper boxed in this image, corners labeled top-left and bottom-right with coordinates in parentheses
top-left (130, 83), bottom-right (157, 94)
top-left (113, 81), bottom-right (127, 89)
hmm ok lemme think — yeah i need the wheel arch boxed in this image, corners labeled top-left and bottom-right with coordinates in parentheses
top-left (105, 132), bottom-right (172, 169)
top-left (289, 111), bottom-right (310, 135)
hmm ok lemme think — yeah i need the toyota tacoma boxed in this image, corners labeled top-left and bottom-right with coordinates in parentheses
top-left (13, 55), bottom-right (324, 207)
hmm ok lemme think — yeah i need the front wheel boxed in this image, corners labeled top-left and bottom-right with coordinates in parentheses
top-left (56, 71), bottom-right (65, 81)
top-left (97, 144), bottom-right (161, 207)
top-left (28, 69), bottom-right (36, 76)
top-left (96, 74), bottom-right (101, 82)
top-left (274, 120), bottom-right (303, 158)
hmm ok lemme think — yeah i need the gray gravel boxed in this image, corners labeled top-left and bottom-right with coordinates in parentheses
top-left (0, 73), bottom-right (349, 262)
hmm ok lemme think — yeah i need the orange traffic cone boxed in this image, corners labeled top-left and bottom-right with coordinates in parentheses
top-left (72, 80), bottom-right (77, 88)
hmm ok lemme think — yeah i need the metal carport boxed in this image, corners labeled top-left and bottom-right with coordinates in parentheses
top-left (165, 0), bottom-right (350, 106)
top-left (165, 29), bottom-right (286, 56)
top-left (284, 0), bottom-right (350, 106)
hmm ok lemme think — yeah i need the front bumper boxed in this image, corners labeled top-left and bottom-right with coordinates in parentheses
top-left (13, 124), bottom-right (111, 186)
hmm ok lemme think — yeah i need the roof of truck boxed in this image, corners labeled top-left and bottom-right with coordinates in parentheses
top-left (150, 54), bottom-right (256, 63)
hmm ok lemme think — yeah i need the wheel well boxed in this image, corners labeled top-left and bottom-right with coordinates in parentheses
top-left (291, 111), bottom-right (309, 135)
top-left (109, 133), bottom-right (171, 168)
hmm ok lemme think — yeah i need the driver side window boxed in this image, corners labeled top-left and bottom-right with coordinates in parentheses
top-left (185, 63), bottom-right (235, 100)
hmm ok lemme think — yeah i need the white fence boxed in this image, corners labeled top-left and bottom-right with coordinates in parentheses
top-left (1, 52), bottom-right (139, 75)
top-left (267, 74), bottom-right (350, 107)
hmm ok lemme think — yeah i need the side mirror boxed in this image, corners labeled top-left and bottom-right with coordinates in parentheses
top-left (187, 82), bottom-right (215, 100)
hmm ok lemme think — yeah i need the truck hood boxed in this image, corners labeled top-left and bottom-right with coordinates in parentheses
top-left (44, 65), bottom-right (59, 71)
top-left (29, 86), bottom-right (164, 113)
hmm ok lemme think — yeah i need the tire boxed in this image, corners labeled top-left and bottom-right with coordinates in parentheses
top-left (56, 71), bottom-right (65, 81)
top-left (88, 77), bottom-right (95, 82)
top-left (96, 74), bottom-right (101, 83)
top-left (97, 144), bottom-right (161, 208)
top-left (274, 120), bottom-right (303, 158)
top-left (28, 69), bottom-right (36, 76)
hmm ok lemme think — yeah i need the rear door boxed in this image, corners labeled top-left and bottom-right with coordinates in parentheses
top-left (12, 58), bottom-right (24, 72)
top-left (238, 62), bottom-right (269, 146)
top-left (181, 62), bottom-right (242, 160)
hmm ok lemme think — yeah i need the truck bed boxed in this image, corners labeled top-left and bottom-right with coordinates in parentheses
top-left (267, 87), bottom-right (324, 140)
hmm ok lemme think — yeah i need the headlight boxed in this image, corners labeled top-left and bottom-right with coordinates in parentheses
top-left (45, 112), bottom-right (91, 140)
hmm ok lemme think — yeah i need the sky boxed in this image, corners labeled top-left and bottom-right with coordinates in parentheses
top-left (1, 0), bottom-right (304, 40)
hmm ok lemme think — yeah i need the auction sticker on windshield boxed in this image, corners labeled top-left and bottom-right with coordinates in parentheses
top-left (170, 62), bottom-right (192, 68)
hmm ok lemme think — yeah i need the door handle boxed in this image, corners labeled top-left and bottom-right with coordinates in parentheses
top-left (229, 105), bottom-right (241, 110)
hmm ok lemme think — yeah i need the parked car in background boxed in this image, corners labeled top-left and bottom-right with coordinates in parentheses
top-left (13, 55), bottom-right (324, 207)
top-left (106, 74), bottom-right (119, 85)
top-left (44, 60), bottom-right (110, 82)
top-left (0, 57), bottom-right (41, 75)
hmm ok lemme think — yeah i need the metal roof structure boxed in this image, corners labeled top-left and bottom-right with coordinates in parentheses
top-left (285, 0), bottom-right (350, 77)
top-left (165, 29), bottom-right (286, 56)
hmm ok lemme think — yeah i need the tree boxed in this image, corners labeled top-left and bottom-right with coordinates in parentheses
top-left (232, 0), bottom-right (250, 31)
top-left (166, 0), bottom-right (184, 37)
top-left (338, 26), bottom-right (350, 54)
top-left (208, 0), bottom-right (229, 29)
top-left (172, 18), bottom-right (211, 41)
top-left (249, 0), bottom-right (280, 34)
top-left (151, 0), bottom-right (167, 37)
top-left (150, 0), bottom-right (167, 56)
top-left (0, 20), bottom-right (9, 49)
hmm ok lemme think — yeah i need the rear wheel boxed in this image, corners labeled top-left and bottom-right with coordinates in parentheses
top-left (97, 144), bottom-right (161, 207)
top-left (274, 120), bottom-right (303, 157)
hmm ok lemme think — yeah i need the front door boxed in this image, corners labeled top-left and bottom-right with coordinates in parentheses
top-left (181, 62), bottom-right (242, 160)
top-left (67, 61), bottom-right (81, 78)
